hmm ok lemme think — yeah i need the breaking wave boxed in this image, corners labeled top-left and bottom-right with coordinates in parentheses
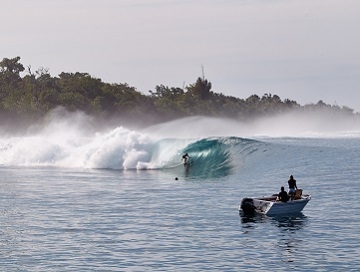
top-left (0, 124), bottom-right (265, 179)
top-left (3, 111), bottom-right (358, 179)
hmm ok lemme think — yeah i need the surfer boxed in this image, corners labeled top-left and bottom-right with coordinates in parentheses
top-left (182, 153), bottom-right (190, 166)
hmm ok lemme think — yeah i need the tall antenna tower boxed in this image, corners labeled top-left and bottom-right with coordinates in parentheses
top-left (201, 64), bottom-right (205, 80)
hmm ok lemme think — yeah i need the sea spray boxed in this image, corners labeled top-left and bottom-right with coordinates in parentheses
top-left (0, 126), bottom-right (194, 170)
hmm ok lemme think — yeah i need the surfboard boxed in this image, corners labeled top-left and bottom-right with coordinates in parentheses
top-left (165, 162), bottom-right (184, 169)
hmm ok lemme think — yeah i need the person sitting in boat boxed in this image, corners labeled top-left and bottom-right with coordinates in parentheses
top-left (278, 186), bottom-right (289, 202)
top-left (182, 153), bottom-right (190, 165)
top-left (288, 175), bottom-right (298, 200)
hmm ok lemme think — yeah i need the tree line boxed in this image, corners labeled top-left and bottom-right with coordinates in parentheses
top-left (0, 56), bottom-right (357, 130)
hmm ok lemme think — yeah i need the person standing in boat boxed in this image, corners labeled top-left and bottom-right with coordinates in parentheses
top-left (278, 186), bottom-right (289, 202)
top-left (288, 175), bottom-right (298, 200)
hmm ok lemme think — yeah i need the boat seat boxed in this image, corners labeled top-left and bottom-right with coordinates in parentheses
top-left (294, 189), bottom-right (303, 199)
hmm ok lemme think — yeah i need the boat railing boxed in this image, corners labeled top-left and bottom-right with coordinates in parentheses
top-left (258, 196), bottom-right (277, 201)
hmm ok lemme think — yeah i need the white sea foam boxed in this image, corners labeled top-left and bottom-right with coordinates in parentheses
top-left (0, 121), bottom-right (191, 169)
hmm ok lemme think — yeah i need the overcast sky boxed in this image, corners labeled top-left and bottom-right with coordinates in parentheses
top-left (2, 0), bottom-right (360, 111)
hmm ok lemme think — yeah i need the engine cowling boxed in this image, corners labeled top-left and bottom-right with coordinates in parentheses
top-left (240, 198), bottom-right (255, 215)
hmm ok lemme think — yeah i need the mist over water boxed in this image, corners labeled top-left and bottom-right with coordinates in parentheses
top-left (143, 111), bottom-right (360, 138)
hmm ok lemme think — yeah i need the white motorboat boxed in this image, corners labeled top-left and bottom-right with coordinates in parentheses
top-left (239, 189), bottom-right (311, 216)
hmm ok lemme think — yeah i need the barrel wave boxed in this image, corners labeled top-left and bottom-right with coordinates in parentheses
top-left (0, 126), bottom-right (264, 179)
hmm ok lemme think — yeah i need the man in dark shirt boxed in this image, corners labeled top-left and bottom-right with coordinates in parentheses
top-left (278, 186), bottom-right (289, 202)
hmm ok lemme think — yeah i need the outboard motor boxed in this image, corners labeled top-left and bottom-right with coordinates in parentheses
top-left (240, 198), bottom-right (255, 215)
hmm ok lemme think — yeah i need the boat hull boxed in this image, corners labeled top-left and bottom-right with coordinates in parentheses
top-left (240, 195), bottom-right (311, 216)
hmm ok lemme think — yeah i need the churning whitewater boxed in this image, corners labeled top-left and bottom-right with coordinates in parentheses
top-left (0, 126), bottom-right (173, 169)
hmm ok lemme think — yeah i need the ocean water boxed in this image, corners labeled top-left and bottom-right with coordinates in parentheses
top-left (1, 117), bottom-right (360, 271)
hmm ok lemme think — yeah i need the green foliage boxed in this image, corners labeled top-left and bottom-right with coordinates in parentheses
top-left (0, 56), bottom-right (24, 85)
top-left (0, 56), bottom-right (357, 129)
top-left (187, 77), bottom-right (212, 100)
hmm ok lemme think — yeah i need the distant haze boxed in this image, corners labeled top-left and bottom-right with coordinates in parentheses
top-left (2, 0), bottom-right (360, 110)
top-left (143, 114), bottom-right (360, 139)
